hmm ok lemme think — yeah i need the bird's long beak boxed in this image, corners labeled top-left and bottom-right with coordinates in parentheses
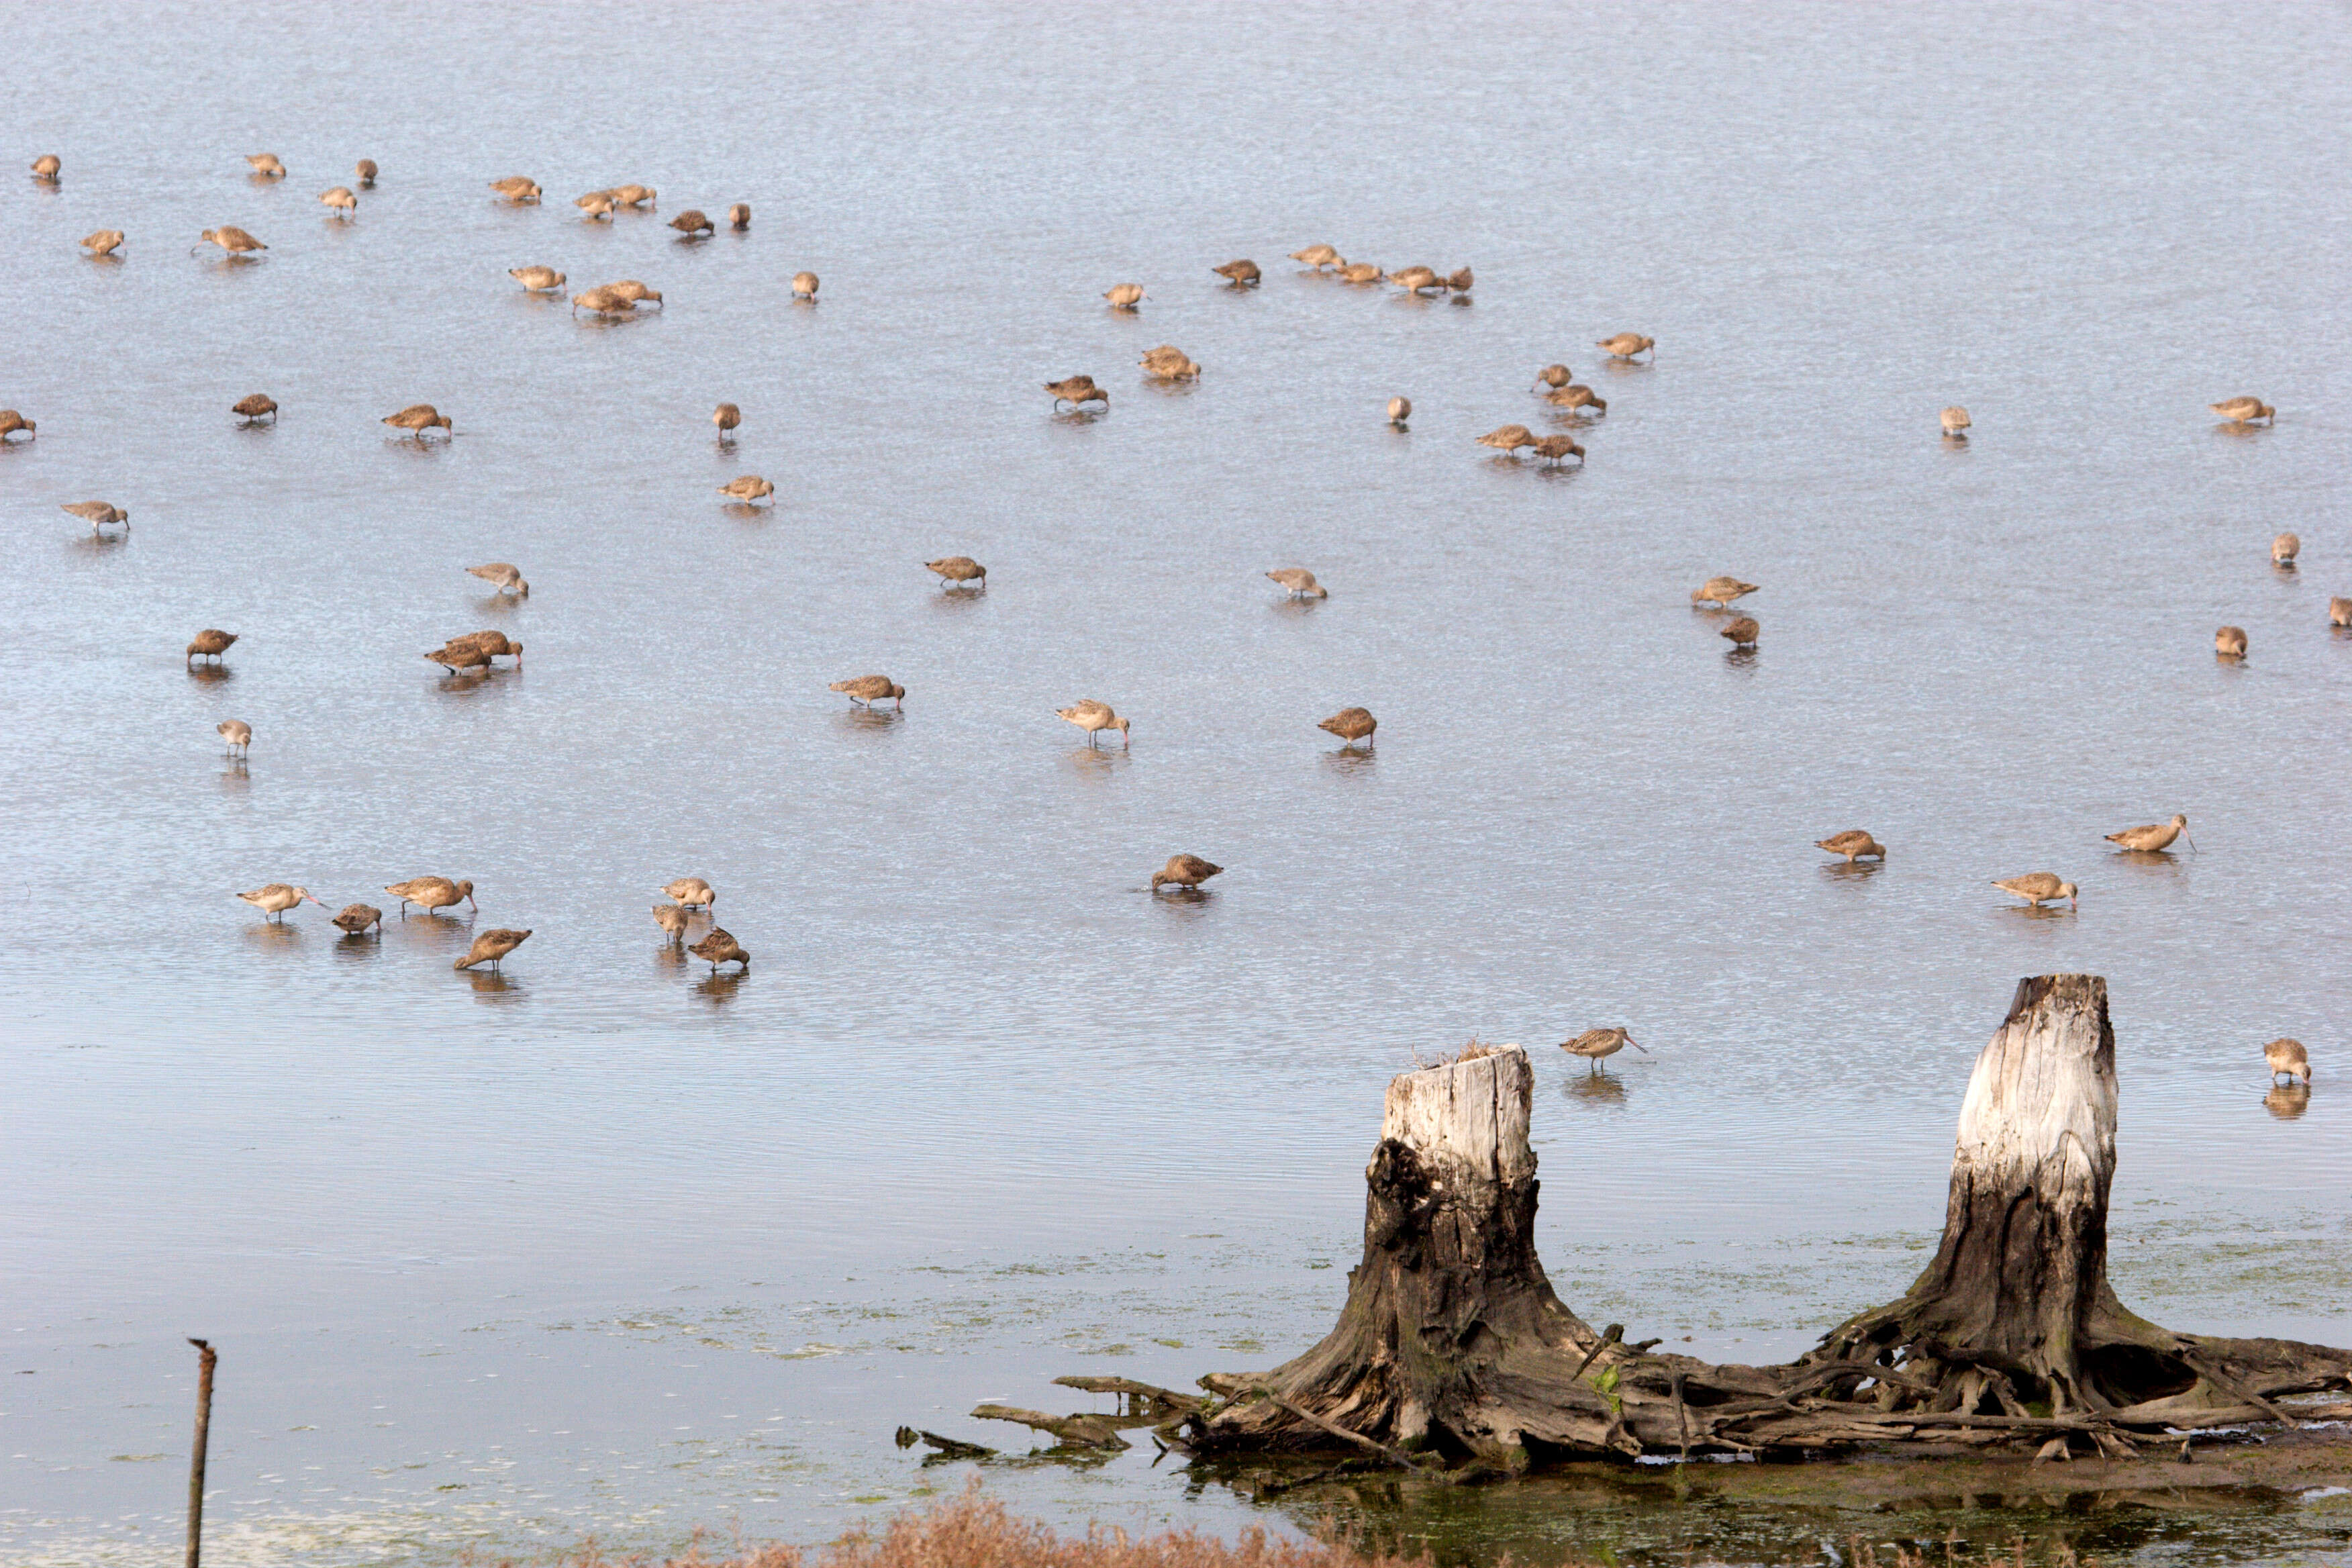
top-left (2183, 832), bottom-right (2198, 852)
top-left (305, 893), bottom-right (325, 906)
top-left (1626, 1037), bottom-right (1649, 1052)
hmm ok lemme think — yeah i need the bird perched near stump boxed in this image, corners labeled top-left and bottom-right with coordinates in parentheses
top-left (1560, 1028), bottom-right (1645, 1074)
top-left (1814, 831), bottom-right (1884, 863)
top-left (1150, 854), bottom-right (1222, 891)
top-left (455, 928), bottom-right (530, 972)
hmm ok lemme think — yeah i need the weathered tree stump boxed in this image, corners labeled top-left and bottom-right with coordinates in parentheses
top-left (1176, 982), bottom-right (2352, 1468)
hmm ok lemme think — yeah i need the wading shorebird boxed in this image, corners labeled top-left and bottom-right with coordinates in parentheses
top-left (489, 176), bottom-right (541, 202)
top-left (186, 629), bottom-right (237, 665)
top-left (1266, 567), bottom-right (1327, 599)
top-left (320, 186), bottom-right (357, 217)
top-left (383, 403), bottom-right (452, 438)
top-left (1692, 576), bottom-right (1759, 609)
top-left (1336, 262), bottom-right (1380, 283)
top-left (454, 928), bottom-right (530, 972)
top-left (1289, 244), bottom-right (1339, 269)
top-left (356, 159), bottom-right (378, 186)
top-left (1560, 1027), bottom-right (1646, 1074)
top-left (1993, 873), bottom-right (2077, 910)
top-left (1941, 406), bottom-right (1971, 438)
top-left (426, 641), bottom-right (493, 675)
top-left (663, 879), bottom-right (716, 910)
top-left (232, 393), bottom-right (278, 424)
top-left (669, 209), bottom-right (713, 236)
top-left (1530, 434), bottom-right (1584, 466)
top-left (2332, 597), bottom-right (2352, 630)
top-left (926, 556), bottom-right (986, 589)
top-left (1045, 375), bottom-right (1107, 410)
top-left (1212, 259), bottom-right (1261, 286)
top-left (609, 184), bottom-right (656, 207)
top-left (2273, 532), bottom-right (2300, 566)
top-left (653, 903), bottom-right (690, 944)
top-left (0, 411), bottom-right (34, 440)
top-left (689, 928), bottom-right (750, 973)
top-left (237, 883), bottom-right (322, 922)
top-left (712, 402), bottom-right (740, 437)
top-left (81, 230), bottom-right (125, 256)
top-left (1057, 699), bottom-right (1130, 748)
top-left (509, 266), bottom-right (565, 292)
top-left (1546, 385), bottom-right (1606, 415)
top-left (1140, 344), bottom-right (1200, 381)
top-left (195, 226), bottom-right (266, 257)
top-left (1445, 266), bottom-right (1474, 292)
top-left (2216, 625), bottom-right (2247, 659)
top-left (1720, 616), bottom-right (1759, 647)
top-left (1596, 332), bottom-right (1655, 360)
top-left (1476, 424), bottom-right (1536, 454)
top-left (718, 475), bottom-right (774, 503)
top-left (2106, 814), bottom-right (2193, 853)
top-left (575, 191), bottom-right (618, 220)
top-left (571, 285), bottom-right (634, 317)
top-left (791, 271), bottom-right (819, 301)
top-left (1385, 264), bottom-right (1441, 293)
top-left (438, 629), bottom-right (521, 667)
top-left (727, 203), bottom-right (750, 230)
top-left (245, 153), bottom-right (286, 179)
top-left (1318, 707), bottom-right (1376, 748)
top-left (2265, 1038), bottom-right (2311, 1086)
top-left (62, 501), bottom-right (130, 536)
top-left (2212, 396), bottom-right (2273, 425)
top-left (1387, 395), bottom-right (1411, 428)
top-left (830, 675), bottom-right (904, 709)
top-left (1150, 854), bottom-right (1222, 892)
top-left (32, 154), bottom-right (61, 182)
top-left (467, 562), bottom-right (528, 596)
top-left (1104, 283), bottom-right (1144, 310)
top-left (1534, 364), bottom-right (1573, 391)
top-left (332, 903), bottom-right (383, 935)
top-left (606, 280), bottom-right (662, 307)
top-left (386, 877), bottom-right (476, 915)
top-left (216, 719), bottom-right (252, 755)
top-left (1814, 830), bottom-right (1885, 863)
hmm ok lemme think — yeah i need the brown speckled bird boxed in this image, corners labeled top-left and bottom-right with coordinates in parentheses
top-left (454, 928), bottom-right (531, 972)
top-left (1150, 854), bottom-right (1222, 891)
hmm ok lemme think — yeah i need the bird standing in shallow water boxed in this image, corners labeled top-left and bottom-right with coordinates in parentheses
top-left (2216, 626), bottom-right (2247, 659)
top-left (356, 160), bottom-right (377, 186)
top-left (1212, 259), bottom-right (1261, 286)
top-left (2211, 396), bottom-right (2273, 425)
top-left (386, 877), bottom-right (476, 915)
top-left (509, 266), bottom-right (565, 293)
top-left (0, 411), bottom-right (35, 441)
top-left (1044, 376), bottom-right (1106, 410)
top-left (663, 879), bottom-right (716, 911)
top-left (455, 929), bottom-right (530, 972)
top-left (232, 393), bottom-right (277, 424)
top-left (333, 903), bottom-right (383, 935)
top-left (1692, 577), bottom-right (1759, 609)
top-left (1318, 708), bottom-right (1376, 748)
top-left (1530, 434), bottom-right (1583, 466)
top-left (1941, 407), bottom-right (1971, 438)
top-left (1289, 244), bottom-right (1339, 269)
top-left (1476, 424), bottom-right (1536, 454)
top-left (1545, 385), bottom-right (1606, 415)
top-left (2273, 533), bottom-right (2299, 567)
top-left (1814, 831), bottom-right (1884, 863)
top-left (81, 230), bottom-right (124, 256)
top-left (33, 154), bottom-right (61, 183)
top-left (2106, 814), bottom-right (2192, 853)
top-left (1104, 283), bottom-right (1143, 310)
top-left (1266, 568), bottom-right (1326, 600)
top-left (467, 562), bottom-right (528, 596)
top-left (1336, 262), bottom-right (1380, 283)
top-left (217, 720), bottom-right (251, 756)
top-left (713, 403), bottom-right (740, 438)
top-left (654, 904), bottom-right (690, 945)
top-left (1561, 1028), bottom-right (1645, 1074)
top-left (2265, 1038), bottom-right (2311, 1086)
top-left (669, 209), bottom-right (713, 236)
top-left (1720, 617), bottom-right (1759, 647)
top-left (246, 154), bottom-right (285, 178)
top-left (196, 226), bottom-right (266, 256)
top-left (62, 501), bottom-right (129, 536)
top-left (1993, 873), bottom-right (2077, 910)
top-left (383, 404), bottom-right (451, 438)
top-left (187, 629), bottom-right (237, 665)
top-left (238, 885), bottom-right (322, 921)
top-left (728, 203), bottom-right (750, 230)
top-left (926, 556), bottom-right (985, 589)
top-left (1387, 396), bottom-right (1411, 428)
top-left (1151, 854), bottom-right (1222, 891)
top-left (689, 929), bottom-right (750, 973)
top-left (1139, 344), bottom-right (1199, 381)
top-left (718, 475), bottom-right (774, 503)
top-left (320, 187), bottom-right (357, 217)
top-left (1534, 364), bottom-right (1573, 391)
top-left (2331, 597), bottom-right (2351, 630)
top-left (1057, 700), bottom-right (1130, 748)
top-left (1596, 333), bottom-right (1654, 360)
top-left (791, 271), bottom-right (819, 301)
top-left (489, 177), bottom-right (541, 202)
top-left (831, 675), bottom-right (905, 709)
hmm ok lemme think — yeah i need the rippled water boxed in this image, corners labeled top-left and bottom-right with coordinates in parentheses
top-left (5, 3), bottom-right (2350, 1564)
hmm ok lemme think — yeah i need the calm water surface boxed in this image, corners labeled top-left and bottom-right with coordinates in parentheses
top-left (5, 5), bottom-right (2350, 1565)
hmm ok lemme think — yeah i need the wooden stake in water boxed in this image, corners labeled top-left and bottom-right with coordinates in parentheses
top-left (185, 1338), bottom-right (216, 1568)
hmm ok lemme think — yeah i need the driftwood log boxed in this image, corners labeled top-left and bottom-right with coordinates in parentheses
top-left (1173, 978), bottom-right (2352, 1469)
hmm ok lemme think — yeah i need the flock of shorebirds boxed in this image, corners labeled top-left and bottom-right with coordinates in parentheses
top-left (19, 152), bottom-right (2333, 1085)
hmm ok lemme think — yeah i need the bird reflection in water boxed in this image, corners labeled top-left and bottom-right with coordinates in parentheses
top-left (243, 921), bottom-right (301, 950)
top-left (1320, 746), bottom-right (1376, 777)
top-left (468, 971), bottom-right (522, 1001)
top-left (1065, 744), bottom-right (1128, 779)
top-left (1723, 645), bottom-right (1759, 672)
top-left (652, 941), bottom-right (689, 974)
top-left (2263, 1085), bottom-right (2310, 1121)
top-left (1820, 859), bottom-right (1880, 883)
top-left (1565, 1072), bottom-right (1627, 1108)
top-left (333, 932), bottom-right (382, 963)
top-left (694, 971), bottom-right (748, 1006)
top-left (836, 706), bottom-right (903, 736)
top-left (435, 669), bottom-right (497, 695)
top-left (186, 663), bottom-right (234, 685)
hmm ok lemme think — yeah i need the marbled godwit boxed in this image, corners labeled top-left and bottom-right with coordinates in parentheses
top-left (216, 719), bottom-right (252, 755)
top-left (246, 154), bottom-right (285, 178)
top-left (1547, 385), bottom-right (1607, 414)
top-left (81, 230), bottom-right (124, 256)
top-left (727, 203), bottom-right (750, 230)
top-left (1531, 434), bottom-right (1584, 466)
top-left (1336, 262), bottom-right (1380, 283)
top-left (2216, 625), bottom-right (2247, 658)
top-left (32, 154), bottom-right (60, 183)
top-left (195, 226), bottom-right (266, 256)
top-left (1318, 707), bottom-right (1376, 747)
top-left (1289, 244), bottom-right (1339, 269)
top-left (467, 562), bottom-right (528, 596)
top-left (1385, 264), bottom-right (1440, 293)
top-left (1814, 831), bottom-right (1884, 862)
top-left (1140, 344), bottom-right (1200, 381)
top-left (509, 266), bottom-right (565, 292)
top-left (1151, 854), bottom-right (1222, 891)
top-left (1560, 1028), bottom-right (1646, 1074)
top-left (0, 411), bottom-right (36, 441)
top-left (1104, 283), bottom-right (1144, 310)
top-left (356, 159), bottom-right (377, 187)
top-left (2106, 814), bottom-right (2192, 852)
top-left (1445, 266), bottom-right (1474, 292)
top-left (489, 177), bottom-right (540, 202)
top-left (1387, 396), bottom-right (1411, 428)
top-left (2265, 1038), bottom-right (2311, 1086)
top-left (332, 903), bottom-right (383, 935)
top-left (320, 186), bottom-right (357, 216)
top-left (455, 928), bottom-right (530, 971)
top-left (1266, 568), bottom-right (1327, 599)
top-left (1045, 376), bottom-right (1106, 410)
top-left (713, 403), bottom-right (740, 438)
top-left (426, 641), bottom-right (493, 674)
top-left (233, 393), bottom-right (278, 424)
top-left (1534, 364), bottom-right (1573, 391)
top-left (926, 556), bottom-right (986, 589)
top-left (1941, 406), bottom-right (1971, 438)
top-left (831, 675), bottom-right (905, 709)
top-left (386, 877), bottom-right (476, 915)
top-left (575, 191), bottom-right (617, 219)
top-left (383, 403), bottom-right (451, 438)
top-left (1992, 873), bottom-right (2077, 910)
top-left (609, 184), bottom-right (656, 207)
top-left (186, 629), bottom-right (237, 665)
top-left (2331, 597), bottom-right (2352, 629)
top-left (1720, 616), bottom-right (1759, 646)
top-left (669, 209), bottom-right (713, 236)
top-left (607, 280), bottom-right (662, 307)
top-left (1057, 699), bottom-right (1130, 747)
top-left (791, 271), bottom-right (820, 300)
top-left (2273, 532), bottom-right (2300, 566)
top-left (1692, 577), bottom-right (1759, 608)
top-left (689, 928), bottom-right (750, 973)
top-left (237, 884), bottom-right (322, 921)
top-left (718, 475), bottom-right (774, 503)
top-left (1476, 424), bottom-right (1536, 453)
top-left (663, 878), bottom-right (716, 910)
top-left (62, 501), bottom-right (129, 535)
top-left (2211, 396), bottom-right (2273, 425)
top-left (653, 903), bottom-right (690, 944)
top-left (571, 285), bottom-right (634, 317)
top-left (1212, 259), bottom-right (1261, 286)
top-left (441, 629), bottom-right (522, 665)
top-left (1596, 333), bottom-right (1655, 360)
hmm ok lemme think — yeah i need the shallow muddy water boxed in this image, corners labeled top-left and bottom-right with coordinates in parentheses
top-left (3, 3), bottom-right (2349, 1564)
